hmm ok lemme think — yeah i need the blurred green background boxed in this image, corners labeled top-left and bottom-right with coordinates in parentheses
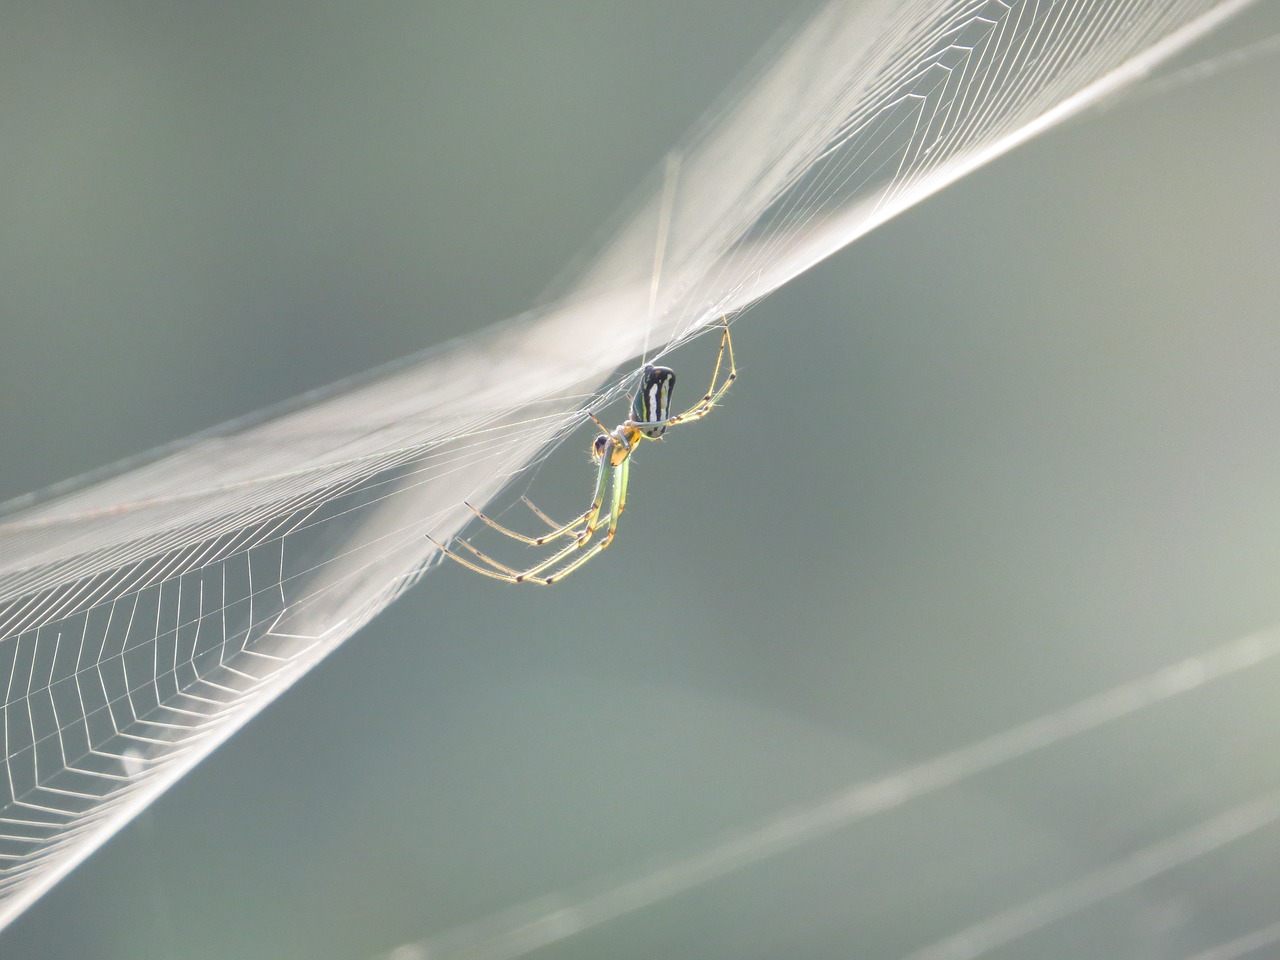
top-left (3, 2), bottom-right (1280, 958)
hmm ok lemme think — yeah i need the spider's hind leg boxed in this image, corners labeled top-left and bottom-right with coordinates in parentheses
top-left (627, 315), bottom-right (736, 434)
top-left (671, 315), bottom-right (736, 425)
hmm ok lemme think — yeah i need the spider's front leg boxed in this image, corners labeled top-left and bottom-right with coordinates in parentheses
top-left (541, 456), bottom-right (631, 585)
top-left (464, 500), bottom-right (587, 546)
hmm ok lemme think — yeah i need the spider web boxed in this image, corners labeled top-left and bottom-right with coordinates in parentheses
top-left (0, 0), bottom-right (1258, 931)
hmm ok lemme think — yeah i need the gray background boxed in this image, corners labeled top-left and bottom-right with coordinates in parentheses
top-left (2, 2), bottom-right (1280, 958)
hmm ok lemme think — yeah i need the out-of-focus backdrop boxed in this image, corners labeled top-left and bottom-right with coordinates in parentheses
top-left (2, 2), bottom-right (1280, 958)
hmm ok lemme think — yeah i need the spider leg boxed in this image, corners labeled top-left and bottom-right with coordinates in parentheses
top-left (497, 445), bottom-right (622, 581)
top-left (519, 496), bottom-right (607, 540)
top-left (463, 502), bottom-right (544, 544)
top-left (432, 319), bottom-right (732, 585)
top-left (458, 411), bottom-right (622, 547)
top-left (665, 315), bottom-right (736, 427)
top-left (429, 445), bottom-right (615, 583)
top-left (521, 496), bottom-right (568, 530)
top-left (464, 498), bottom-right (590, 546)
top-left (426, 534), bottom-right (524, 582)
top-left (540, 456), bottom-right (630, 584)
top-left (430, 516), bottom-right (601, 583)
top-left (626, 316), bottom-right (735, 434)
top-left (451, 535), bottom-right (523, 575)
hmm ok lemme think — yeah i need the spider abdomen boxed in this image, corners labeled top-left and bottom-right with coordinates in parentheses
top-left (631, 364), bottom-right (675, 438)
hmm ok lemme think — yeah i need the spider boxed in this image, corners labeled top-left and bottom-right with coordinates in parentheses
top-left (429, 316), bottom-right (736, 584)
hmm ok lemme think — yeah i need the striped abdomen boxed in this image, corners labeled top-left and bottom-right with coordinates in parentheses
top-left (631, 364), bottom-right (675, 438)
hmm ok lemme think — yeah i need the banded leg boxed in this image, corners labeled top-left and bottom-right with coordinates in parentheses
top-left (627, 316), bottom-right (735, 434)
top-left (541, 456), bottom-right (630, 585)
top-left (430, 502), bottom-right (605, 582)
top-left (671, 316), bottom-right (736, 425)
top-left (430, 446), bottom-right (615, 582)
top-left (427, 533), bottom-right (524, 581)
top-left (464, 497), bottom-right (591, 546)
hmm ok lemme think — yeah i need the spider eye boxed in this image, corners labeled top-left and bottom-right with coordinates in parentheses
top-left (592, 434), bottom-right (609, 462)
